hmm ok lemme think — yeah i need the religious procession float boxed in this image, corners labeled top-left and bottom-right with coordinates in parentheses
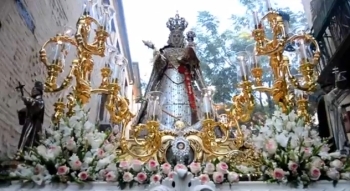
top-left (2, 0), bottom-right (350, 190)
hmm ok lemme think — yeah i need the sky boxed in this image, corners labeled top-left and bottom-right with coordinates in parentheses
top-left (122, 0), bottom-right (305, 82)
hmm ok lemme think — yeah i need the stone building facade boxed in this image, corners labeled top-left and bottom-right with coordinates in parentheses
top-left (0, 0), bottom-right (140, 160)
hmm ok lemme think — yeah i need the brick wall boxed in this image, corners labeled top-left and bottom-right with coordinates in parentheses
top-left (0, 0), bottom-right (103, 160)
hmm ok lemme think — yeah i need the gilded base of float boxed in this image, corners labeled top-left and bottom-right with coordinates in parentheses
top-left (117, 138), bottom-right (261, 171)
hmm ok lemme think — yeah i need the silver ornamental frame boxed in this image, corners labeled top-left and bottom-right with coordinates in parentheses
top-left (171, 136), bottom-right (190, 161)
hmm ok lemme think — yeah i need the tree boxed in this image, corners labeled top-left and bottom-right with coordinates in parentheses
top-left (193, 11), bottom-right (253, 103)
top-left (193, 1), bottom-right (308, 113)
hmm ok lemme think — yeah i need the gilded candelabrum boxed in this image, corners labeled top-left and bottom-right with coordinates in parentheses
top-left (39, 2), bottom-right (133, 126)
top-left (231, 1), bottom-right (320, 122)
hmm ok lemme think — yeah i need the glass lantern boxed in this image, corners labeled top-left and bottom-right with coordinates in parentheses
top-left (93, 2), bottom-right (115, 32)
top-left (82, 0), bottom-right (97, 16)
top-left (235, 51), bottom-right (251, 81)
top-left (201, 87), bottom-right (216, 119)
top-left (146, 91), bottom-right (163, 121)
top-left (102, 45), bottom-right (116, 68)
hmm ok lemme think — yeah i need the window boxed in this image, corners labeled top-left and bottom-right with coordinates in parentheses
top-left (16, 0), bottom-right (35, 34)
top-left (110, 19), bottom-right (116, 33)
top-left (116, 40), bottom-right (121, 53)
top-left (102, 0), bottom-right (110, 5)
top-left (124, 79), bottom-right (128, 97)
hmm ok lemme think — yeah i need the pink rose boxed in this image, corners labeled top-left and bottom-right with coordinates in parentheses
top-left (119, 161), bottom-right (129, 170)
top-left (123, 172), bottom-right (134, 182)
top-left (189, 162), bottom-right (201, 174)
top-left (199, 174), bottom-right (210, 183)
top-left (309, 167), bottom-right (321, 180)
top-left (227, 172), bottom-right (239, 183)
top-left (66, 138), bottom-right (76, 151)
top-left (70, 159), bottom-right (82, 170)
top-left (203, 163), bottom-right (215, 174)
top-left (146, 159), bottom-right (159, 171)
top-left (57, 165), bottom-right (69, 175)
top-left (272, 168), bottom-right (285, 180)
top-left (215, 162), bottom-right (228, 174)
top-left (78, 171), bottom-right (89, 180)
top-left (264, 139), bottom-right (277, 154)
top-left (302, 147), bottom-right (313, 158)
top-left (131, 160), bottom-right (143, 172)
top-left (150, 174), bottom-right (162, 183)
top-left (168, 171), bottom-right (176, 179)
top-left (161, 163), bottom-right (172, 175)
top-left (105, 171), bottom-right (117, 182)
top-left (97, 149), bottom-right (105, 159)
top-left (212, 172), bottom-right (224, 183)
top-left (288, 161), bottom-right (298, 171)
top-left (174, 164), bottom-right (187, 171)
top-left (135, 172), bottom-right (147, 183)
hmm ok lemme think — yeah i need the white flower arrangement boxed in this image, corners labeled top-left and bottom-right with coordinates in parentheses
top-left (10, 104), bottom-right (350, 189)
top-left (10, 105), bottom-right (241, 189)
top-left (11, 105), bottom-right (117, 185)
top-left (252, 106), bottom-right (350, 187)
top-left (115, 159), bottom-right (240, 189)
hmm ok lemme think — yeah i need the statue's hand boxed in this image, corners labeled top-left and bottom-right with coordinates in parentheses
top-left (142, 40), bottom-right (155, 49)
top-left (22, 96), bottom-right (34, 104)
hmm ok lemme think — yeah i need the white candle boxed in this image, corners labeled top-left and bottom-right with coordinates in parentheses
top-left (299, 40), bottom-right (308, 59)
top-left (202, 96), bottom-right (211, 113)
top-left (152, 100), bottom-right (157, 118)
top-left (253, 53), bottom-right (259, 68)
top-left (239, 59), bottom-right (247, 77)
top-left (253, 11), bottom-right (259, 29)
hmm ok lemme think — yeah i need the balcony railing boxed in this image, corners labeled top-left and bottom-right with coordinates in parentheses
top-left (312, 0), bottom-right (350, 85)
top-left (311, 0), bottom-right (338, 39)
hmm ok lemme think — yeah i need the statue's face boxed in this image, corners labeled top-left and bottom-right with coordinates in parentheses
top-left (169, 31), bottom-right (184, 47)
top-left (31, 87), bottom-right (41, 96)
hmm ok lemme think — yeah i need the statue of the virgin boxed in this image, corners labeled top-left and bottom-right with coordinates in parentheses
top-left (133, 13), bottom-right (207, 131)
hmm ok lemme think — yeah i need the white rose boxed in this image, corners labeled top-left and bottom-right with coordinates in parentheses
top-left (311, 157), bottom-right (324, 168)
top-left (131, 160), bottom-right (143, 172)
top-left (227, 172), bottom-right (239, 183)
top-left (122, 172), bottom-right (134, 182)
top-left (330, 159), bottom-right (343, 170)
top-left (104, 143), bottom-right (114, 152)
top-left (341, 172), bottom-right (350, 180)
top-left (203, 163), bottom-right (215, 174)
top-left (327, 168), bottom-right (340, 180)
top-left (189, 162), bottom-right (201, 174)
